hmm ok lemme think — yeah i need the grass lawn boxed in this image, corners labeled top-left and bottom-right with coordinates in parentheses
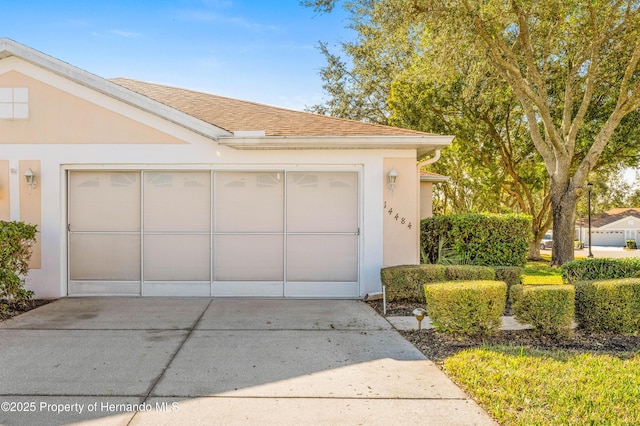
top-left (444, 346), bottom-right (640, 425)
top-left (439, 258), bottom-right (640, 425)
top-left (523, 254), bottom-right (562, 277)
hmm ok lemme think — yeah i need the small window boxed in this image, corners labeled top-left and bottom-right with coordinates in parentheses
top-left (0, 87), bottom-right (29, 119)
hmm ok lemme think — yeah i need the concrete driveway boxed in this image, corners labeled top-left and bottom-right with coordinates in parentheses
top-left (0, 298), bottom-right (495, 425)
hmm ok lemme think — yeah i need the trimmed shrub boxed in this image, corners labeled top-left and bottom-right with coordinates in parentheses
top-left (574, 278), bottom-right (640, 334)
top-left (424, 280), bottom-right (507, 336)
top-left (521, 275), bottom-right (564, 285)
top-left (380, 264), bottom-right (446, 302)
top-left (562, 258), bottom-right (640, 284)
top-left (0, 221), bottom-right (38, 302)
top-left (492, 266), bottom-right (522, 290)
top-left (510, 285), bottom-right (575, 338)
top-left (626, 240), bottom-right (637, 250)
top-left (421, 213), bottom-right (531, 267)
top-left (444, 265), bottom-right (495, 281)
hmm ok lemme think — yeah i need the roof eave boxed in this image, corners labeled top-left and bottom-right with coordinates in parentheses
top-left (420, 175), bottom-right (450, 182)
top-left (218, 135), bottom-right (454, 155)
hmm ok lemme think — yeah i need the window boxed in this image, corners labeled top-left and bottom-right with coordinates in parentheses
top-left (0, 87), bottom-right (29, 119)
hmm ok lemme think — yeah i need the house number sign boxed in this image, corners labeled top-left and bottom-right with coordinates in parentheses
top-left (384, 201), bottom-right (412, 230)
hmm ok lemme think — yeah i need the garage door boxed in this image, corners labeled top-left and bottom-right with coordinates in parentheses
top-left (591, 231), bottom-right (625, 247)
top-left (67, 170), bottom-right (359, 297)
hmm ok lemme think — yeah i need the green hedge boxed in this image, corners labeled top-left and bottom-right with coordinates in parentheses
top-left (574, 278), bottom-right (640, 334)
top-left (511, 285), bottom-right (575, 338)
top-left (421, 214), bottom-right (531, 267)
top-left (424, 280), bottom-right (506, 336)
top-left (380, 264), bottom-right (446, 302)
top-left (0, 221), bottom-right (38, 301)
top-left (444, 265), bottom-right (495, 281)
top-left (492, 266), bottom-right (522, 289)
top-left (562, 258), bottom-right (640, 284)
top-left (381, 264), bottom-right (505, 303)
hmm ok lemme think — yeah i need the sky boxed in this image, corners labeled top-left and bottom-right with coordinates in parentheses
top-left (2, 0), bottom-right (353, 111)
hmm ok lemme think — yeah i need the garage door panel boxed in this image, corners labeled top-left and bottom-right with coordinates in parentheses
top-left (144, 235), bottom-right (210, 281)
top-left (286, 172), bottom-right (357, 233)
top-left (69, 234), bottom-right (140, 281)
top-left (215, 172), bottom-right (283, 233)
top-left (286, 235), bottom-right (358, 282)
top-left (214, 235), bottom-right (284, 281)
top-left (144, 172), bottom-right (211, 232)
top-left (69, 171), bottom-right (140, 232)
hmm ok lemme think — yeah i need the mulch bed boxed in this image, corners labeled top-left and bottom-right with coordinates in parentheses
top-left (366, 299), bottom-right (640, 362)
top-left (0, 299), bottom-right (53, 321)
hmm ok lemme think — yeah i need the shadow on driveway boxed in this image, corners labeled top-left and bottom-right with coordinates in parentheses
top-left (0, 298), bottom-right (495, 425)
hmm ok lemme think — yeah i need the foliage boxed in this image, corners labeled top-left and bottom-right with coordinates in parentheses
top-left (574, 278), bottom-right (640, 334)
top-left (380, 264), bottom-right (445, 302)
top-left (561, 258), bottom-right (640, 284)
top-left (511, 285), bottom-right (575, 338)
top-left (429, 238), bottom-right (474, 265)
top-left (627, 240), bottom-right (638, 250)
top-left (380, 264), bottom-right (498, 303)
top-left (0, 221), bottom-right (37, 303)
top-left (444, 347), bottom-right (640, 425)
top-left (492, 266), bottom-right (522, 290)
top-left (424, 280), bottom-right (506, 336)
top-left (306, 0), bottom-right (640, 266)
top-left (444, 265), bottom-right (495, 281)
top-left (421, 214), bottom-right (531, 267)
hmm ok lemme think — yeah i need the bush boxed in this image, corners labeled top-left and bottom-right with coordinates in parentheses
top-left (493, 266), bottom-right (522, 290)
top-left (626, 240), bottom-right (637, 250)
top-left (421, 214), bottom-right (531, 267)
top-left (574, 278), bottom-right (640, 334)
top-left (510, 285), bottom-right (575, 338)
top-left (424, 280), bottom-right (507, 336)
top-left (380, 264), bottom-right (446, 302)
top-left (0, 221), bottom-right (38, 302)
top-left (561, 258), bottom-right (640, 284)
top-left (444, 265), bottom-right (495, 281)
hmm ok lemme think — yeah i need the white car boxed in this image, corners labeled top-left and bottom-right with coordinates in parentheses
top-left (540, 233), bottom-right (553, 250)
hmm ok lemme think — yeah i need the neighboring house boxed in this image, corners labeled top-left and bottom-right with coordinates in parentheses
top-left (0, 39), bottom-right (452, 299)
top-left (576, 208), bottom-right (640, 247)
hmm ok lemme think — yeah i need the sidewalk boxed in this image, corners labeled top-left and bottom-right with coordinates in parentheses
top-left (387, 315), bottom-right (533, 331)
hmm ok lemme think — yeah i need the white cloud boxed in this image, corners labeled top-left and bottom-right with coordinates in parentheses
top-left (110, 29), bottom-right (143, 38)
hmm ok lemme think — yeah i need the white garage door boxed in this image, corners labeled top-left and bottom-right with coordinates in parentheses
top-left (591, 231), bottom-right (625, 247)
top-left (68, 170), bottom-right (360, 297)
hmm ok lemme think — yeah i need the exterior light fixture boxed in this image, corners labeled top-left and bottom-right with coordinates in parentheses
top-left (388, 169), bottom-right (398, 194)
top-left (412, 308), bottom-right (427, 330)
top-left (587, 182), bottom-right (594, 258)
top-left (24, 168), bottom-right (36, 194)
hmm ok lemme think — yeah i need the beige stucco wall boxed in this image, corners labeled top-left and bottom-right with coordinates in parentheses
top-left (420, 181), bottom-right (433, 219)
top-left (0, 71), bottom-right (187, 145)
top-left (383, 158), bottom-right (419, 266)
top-left (0, 160), bottom-right (9, 220)
top-left (19, 160), bottom-right (41, 269)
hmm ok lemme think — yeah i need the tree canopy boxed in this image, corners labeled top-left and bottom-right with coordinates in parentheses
top-left (306, 0), bottom-right (640, 265)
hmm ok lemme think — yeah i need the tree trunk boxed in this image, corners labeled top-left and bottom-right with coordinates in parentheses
top-left (528, 240), bottom-right (542, 260)
top-left (550, 183), bottom-right (578, 266)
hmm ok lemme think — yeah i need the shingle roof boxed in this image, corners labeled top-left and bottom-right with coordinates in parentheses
top-left (110, 78), bottom-right (432, 137)
top-left (577, 208), bottom-right (640, 228)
